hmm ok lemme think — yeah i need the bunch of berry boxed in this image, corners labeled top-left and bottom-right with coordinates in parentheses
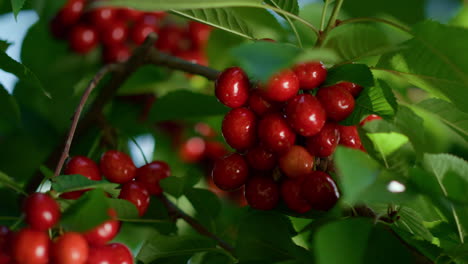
top-left (50, 0), bottom-right (212, 64)
top-left (212, 62), bottom-right (369, 213)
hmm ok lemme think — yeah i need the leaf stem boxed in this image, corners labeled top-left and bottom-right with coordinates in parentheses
top-left (129, 136), bottom-right (149, 165)
top-left (316, 0), bottom-right (344, 47)
top-left (338, 17), bottom-right (412, 34)
top-left (268, 0), bottom-right (303, 48)
top-left (320, 0), bottom-right (331, 31)
top-left (260, 4), bottom-right (320, 37)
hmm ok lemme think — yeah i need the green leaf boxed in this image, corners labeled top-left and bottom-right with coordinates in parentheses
top-left (325, 64), bottom-right (374, 87)
top-left (265, 0), bottom-right (299, 16)
top-left (10, 0), bottom-right (26, 17)
top-left (294, 48), bottom-right (339, 64)
top-left (0, 84), bottom-right (20, 132)
top-left (0, 170), bottom-right (26, 195)
top-left (367, 132), bottom-right (408, 157)
top-left (185, 188), bottom-right (221, 218)
top-left (160, 169), bottom-right (202, 198)
top-left (394, 207), bottom-right (433, 242)
top-left (112, 223), bottom-right (158, 258)
top-left (0, 40), bottom-right (11, 52)
top-left (51, 174), bottom-right (120, 196)
top-left (107, 198), bottom-right (139, 219)
top-left (97, 0), bottom-right (262, 9)
top-left (393, 106), bottom-right (426, 155)
top-left (231, 7), bottom-right (286, 40)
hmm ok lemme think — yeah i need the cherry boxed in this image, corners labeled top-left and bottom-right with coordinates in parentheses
top-left (62, 156), bottom-right (101, 199)
top-left (205, 141), bottom-right (228, 160)
top-left (103, 44), bottom-right (131, 64)
top-left (119, 181), bottom-right (150, 217)
top-left (215, 67), bottom-right (250, 108)
top-left (179, 137), bottom-right (206, 163)
top-left (292, 61), bottom-right (327, 90)
top-left (0, 252), bottom-right (10, 264)
top-left (24, 193), bottom-right (61, 231)
top-left (108, 243), bottom-right (134, 264)
top-left (279, 145), bottom-right (314, 178)
top-left (12, 228), bottom-right (49, 264)
top-left (69, 25), bottom-right (98, 54)
top-left (335, 81), bottom-right (363, 97)
top-left (139, 12), bottom-right (166, 25)
top-left (52, 232), bottom-right (88, 264)
top-left (83, 209), bottom-right (120, 246)
top-left (285, 94), bottom-right (326, 137)
top-left (316, 85), bottom-right (355, 122)
top-left (246, 145), bottom-right (276, 171)
top-left (360, 114), bottom-right (382, 126)
top-left (155, 25), bottom-right (187, 54)
top-left (306, 123), bottom-right (340, 157)
top-left (86, 246), bottom-right (114, 264)
top-left (130, 21), bottom-right (158, 45)
top-left (56, 0), bottom-right (85, 27)
top-left (245, 176), bottom-right (279, 210)
top-left (135, 161), bottom-right (171, 195)
top-left (301, 171), bottom-right (340, 211)
top-left (222, 107), bottom-right (257, 150)
top-left (337, 125), bottom-right (362, 149)
top-left (101, 21), bottom-right (128, 46)
top-left (261, 69), bottom-right (299, 102)
top-left (281, 178), bottom-right (311, 213)
top-left (188, 21), bottom-right (212, 49)
top-left (257, 113), bottom-right (296, 154)
top-left (212, 153), bottom-right (249, 191)
top-left (0, 226), bottom-right (11, 251)
top-left (248, 89), bottom-right (282, 117)
top-left (100, 150), bottom-right (136, 184)
top-left (86, 8), bottom-right (117, 30)
top-left (194, 122), bottom-right (216, 138)
top-left (117, 8), bottom-right (142, 22)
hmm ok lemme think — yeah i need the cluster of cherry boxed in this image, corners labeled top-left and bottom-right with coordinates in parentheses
top-left (50, 0), bottom-right (211, 64)
top-left (211, 62), bottom-right (379, 213)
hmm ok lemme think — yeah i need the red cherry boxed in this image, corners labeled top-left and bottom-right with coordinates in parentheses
top-left (205, 141), bottom-right (228, 161)
top-left (69, 25), bottom-right (98, 54)
top-left (301, 171), bottom-right (340, 211)
top-left (281, 178), bottom-right (311, 213)
top-left (0, 226), bottom-right (11, 251)
top-left (335, 81), bottom-right (363, 97)
top-left (135, 161), bottom-right (171, 195)
top-left (117, 8), bottom-right (142, 22)
top-left (103, 44), bottom-right (131, 64)
top-left (279, 145), bottom-right (314, 178)
top-left (245, 176), bottom-right (279, 210)
top-left (101, 21), bottom-right (128, 46)
top-left (222, 107), bottom-right (257, 150)
top-left (86, 246), bottom-right (114, 264)
top-left (257, 113), bottom-right (296, 154)
top-left (100, 150), bottom-right (136, 184)
top-left (24, 193), bottom-right (60, 231)
top-left (175, 50), bottom-right (208, 66)
top-left (194, 122), bottom-right (216, 138)
top-left (246, 145), bottom-right (276, 171)
top-left (12, 228), bottom-right (49, 264)
top-left (316, 85), bottom-right (355, 122)
top-left (293, 61), bottom-right (327, 90)
top-left (155, 25), bottom-right (187, 54)
top-left (261, 69), bottom-right (299, 102)
top-left (306, 123), bottom-right (340, 157)
top-left (130, 21), bottom-right (158, 45)
top-left (86, 8), bottom-right (117, 30)
top-left (52, 232), bottom-right (88, 264)
top-left (285, 94), bottom-right (326, 136)
top-left (359, 114), bottom-right (382, 126)
top-left (107, 243), bottom-right (133, 264)
top-left (337, 125), bottom-right (362, 149)
top-left (248, 89), bottom-right (282, 117)
top-left (212, 153), bottom-right (249, 191)
top-left (62, 156), bottom-right (101, 199)
top-left (119, 182), bottom-right (150, 217)
top-left (188, 21), bottom-right (212, 49)
top-left (83, 210), bottom-right (120, 247)
top-left (215, 67), bottom-right (250, 108)
top-left (139, 12), bottom-right (166, 25)
top-left (55, 0), bottom-right (85, 27)
top-left (0, 252), bottom-right (11, 264)
top-left (179, 137), bottom-right (206, 163)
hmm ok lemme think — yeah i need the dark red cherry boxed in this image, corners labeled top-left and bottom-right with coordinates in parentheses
top-left (101, 21), bottom-right (128, 46)
top-left (212, 153), bottom-right (249, 191)
top-left (107, 243), bottom-right (134, 264)
top-left (100, 150), bottom-right (136, 184)
top-left (117, 8), bottom-right (142, 22)
top-left (222, 107), bottom-right (257, 150)
top-left (335, 81), bottom-right (363, 97)
top-left (188, 21), bottom-right (212, 49)
top-left (285, 94), bottom-right (326, 136)
top-left (281, 178), bottom-right (311, 213)
top-left (119, 181), bottom-right (150, 217)
top-left (62, 156), bottom-right (101, 199)
top-left (279, 145), bottom-right (314, 178)
top-left (360, 114), bottom-right (382, 126)
top-left (86, 246), bottom-right (114, 264)
top-left (87, 8), bottom-right (117, 30)
top-left (337, 125), bottom-right (362, 149)
top-left (215, 67), bottom-right (250, 108)
top-left (306, 123), bottom-right (340, 157)
top-left (56, 0), bottom-right (85, 26)
top-left (139, 11), bottom-right (166, 25)
top-left (12, 228), bottom-right (49, 264)
top-left (155, 25), bottom-right (186, 54)
top-left (0, 252), bottom-right (11, 264)
top-left (69, 25), bottom-right (98, 54)
top-left (84, 209), bottom-right (120, 246)
top-left (130, 21), bottom-right (158, 45)
top-left (179, 137), bottom-right (206, 163)
top-left (292, 61), bottom-right (327, 90)
top-left (52, 232), bottom-right (89, 264)
top-left (103, 44), bottom-right (131, 64)
top-left (316, 85), bottom-right (355, 121)
top-left (246, 145), bottom-right (276, 171)
top-left (24, 193), bottom-right (60, 231)
top-left (135, 161), bottom-right (171, 195)
top-left (257, 113), bottom-right (296, 154)
top-left (0, 226), bottom-right (11, 251)
top-left (301, 171), bottom-right (340, 211)
top-left (194, 122), bottom-right (216, 138)
top-left (245, 176), bottom-right (279, 210)
top-left (261, 69), bottom-right (299, 102)
top-left (205, 141), bottom-right (229, 161)
top-left (248, 89), bottom-right (282, 116)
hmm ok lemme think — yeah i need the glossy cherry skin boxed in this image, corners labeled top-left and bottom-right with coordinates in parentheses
top-left (69, 25), bottom-right (99, 54)
top-left (205, 141), bottom-right (229, 161)
top-left (359, 114), bottom-right (382, 126)
top-left (155, 25), bottom-right (186, 54)
top-left (135, 161), bottom-right (171, 195)
top-left (83, 209), bottom-right (120, 247)
top-left (215, 67), bottom-right (250, 108)
top-left (86, 8), bottom-right (117, 30)
top-left (86, 243), bottom-right (133, 264)
top-left (337, 125), bottom-right (362, 149)
top-left (119, 181), bottom-right (150, 217)
top-left (245, 176), bottom-right (279, 210)
top-left (56, 0), bottom-right (85, 26)
top-left (335, 81), bottom-right (363, 97)
top-left (222, 107), bottom-right (257, 150)
top-left (86, 246), bottom-right (113, 264)
top-left (130, 21), bottom-right (158, 45)
top-left (261, 69), bottom-right (299, 102)
top-left (108, 243), bottom-right (133, 264)
top-left (316, 85), bottom-right (355, 122)
top-left (301, 171), bottom-right (340, 211)
top-left (179, 137), bottom-right (206, 163)
top-left (188, 21), bottom-right (212, 49)
top-left (248, 89), bottom-right (282, 117)
top-left (306, 123), bottom-right (340, 157)
top-left (285, 94), bottom-right (326, 137)
top-left (257, 113), bottom-right (296, 154)
top-left (293, 61), bottom-right (327, 90)
top-left (103, 44), bottom-right (131, 64)
top-left (24, 193), bottom-right (61, 231)
top-left (100, 150), bottom-right (136, 184)
top-left (212, 153), bottom-right (249, 191)
top-left (101, 21), bottom-right (128, 46)
top-left (246, 145), bottom-right (276, 171)
top-left (279, 145), bottom-right (314, 178)
top-left (62, 156), bottom-right (101, 199)
top-left (12, 228), bottom-right (50, 264)
top-left (117, 8), bottom-right (142, 22)
top-left (52, 232), bottom-right (88, 264)
top-left (281, 178), bottom-right (311, 214)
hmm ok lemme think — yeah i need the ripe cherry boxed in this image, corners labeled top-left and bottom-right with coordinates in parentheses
top-left (135, 161), bottom-right (171, 195)
top-left (188, 21), bottom-right (212, 49)
top-left (155, 25), bottom-right (186, 54)
top-left (306, 123), bottom-right (340, 157)
top-left (24, 193), bottom-right (61, 231)
top-left (222, 107), bottom-right (257, 150)
top-left (52, 232), bottom-right (89, 264)
top-left (360, 114), bottom-right (382, 126)
top-left (119, 181), bottom-right (150, 217)
top-left (301, 171), bottom-right (340, 211)
top-left (0, 226), bottom-right (11, 251)
top-left (261, 69), bottom-right (299, 102)
top-left (205, 141), bottom-right (228, 160)
top-left (246, 145), bottom-right (276, 171)
top-left (279, 145), bottom-right (314, 178)
top-left (100, 150), bottom-right (136, 184)
top-left (337, 125), bottom-right (362, 149)
top-left (103, 44), bottom-right (131, 64)
top-left (194, 122), bottom-right (216, 138)
top-left (316, 85), bottom-right (355, 121)
top-left (257, 113), bottom-right (296, 154)
top-left (281, 178), bottom-right (311, 213)
top-left (248, 89), bottom-right (282, 117)
top-left (62, 156), bottom-right (101, 199)
top-left (108, 243), bottom-right (134, 264)
top-left (86, 246), bottom-right (114, 264)
top-left (56, 0), bottom-right (85, 27)
top-left (117, 8), bottom-right (142, 22)
top-left (285, 93), bottom-right (326, 137)
top-left (293, 61), bottom-right (327, 90)
top-left (179, 137), bottom-right (206, 163)
top-left (84, 209), bottom-right (120, 246)
top-left (130, 21), bottom-right (158, 45)
top-left (0, 252), bottom-right (11, 264)
top-left (245, 176), bottom-right (279, 210)
top-left (212, 153), bottom-right (249, 191)
top-left (69, 25), bottom-right (98, 54)
top-left (12, 228), bottom-right (49, 264)
top-left (101, 21), bottom-right (128, 46)
top-left (335, 81), bottom-right (363, 97)
top-left (86, 8), bottom-right (117, 30)
top-left (215, 67), bottom-right (250, 108)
